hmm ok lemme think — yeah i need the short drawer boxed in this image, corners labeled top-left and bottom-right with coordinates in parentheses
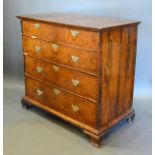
top-left (25, 77), bottom-right (97, 127)
top-left (22, 20), bottom-right (99, 50)
top-left (25, 56), bottom-right (98, 101)
top-left (23, 36), bottom-right (98, 74)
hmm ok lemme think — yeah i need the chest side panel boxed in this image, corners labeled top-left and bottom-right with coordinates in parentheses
top-left (99, 25), bottom-right (138, 127)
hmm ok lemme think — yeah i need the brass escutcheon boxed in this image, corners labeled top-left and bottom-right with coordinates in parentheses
top-left (34, 46), bottom-right (41, 53)
top-left (51, 43), bottom-right (59, 53)
top-left (52, 65), bottom-right (60, 72)
top-left (53, 88), bottom-right (61, 95)
top-left (36, 66), bottom-right (43, 73)
top-left (34, 23), bottom-right (40, 29)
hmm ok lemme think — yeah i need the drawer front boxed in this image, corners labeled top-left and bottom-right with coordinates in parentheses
top-left (25, 56), bottom-right (98, 101)
top-left (22, 20), bottom-right (99, 50)
top-left (23, 36), bottom-right (98, 74)
top-left (26, 77), bottom-right (97, 127)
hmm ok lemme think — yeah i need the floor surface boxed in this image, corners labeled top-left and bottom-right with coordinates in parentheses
top-left (4, 78), bottom-right (152, 155)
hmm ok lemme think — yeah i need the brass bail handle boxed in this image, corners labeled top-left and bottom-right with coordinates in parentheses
top-left (71, 79), bottom-right (80, 87)
top-left (70, 30), bottom-right (79, 39)
top-left (71, 55), bottom-right (80, 63)
top-left (71, 104), bottom-right (80, 112)
top-left (36, 89), bottom-right (43, 96)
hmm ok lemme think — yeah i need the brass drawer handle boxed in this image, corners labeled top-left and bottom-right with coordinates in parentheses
top-left (36, 66), bottom-right (43, 73)
top-left (70, 30), bottom-right (79, 38)
top-left (51, 43), bottom-right (59, 53)
top-left (71, 104), bottom-right (79, 112)
top-left (52, 65), bottom-right (60, 72)
top-left (71, 55), bottom-right (80, 63)
top-left (71, 79), bottom-right (80, 86)
top-left (34, 46), bottom-right (41, 53)
top-left (53, 88), bottom-right (61, 95)
top-left (34, 23), bottom-right (40, 29)
top-left (36, 89), bottom-right (43, 96)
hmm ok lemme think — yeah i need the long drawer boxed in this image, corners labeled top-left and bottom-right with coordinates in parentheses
top-left (23, 36), bottom-right (98, 75)
top-left (25, 56), bottom-right (98, 101)
top-left (25, 77), bottom-right (97, 127)
top-left (22, 20), bottom-right (99, 50)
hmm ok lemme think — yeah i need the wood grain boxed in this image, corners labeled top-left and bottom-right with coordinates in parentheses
top-left (17, 12), bottom-right (140, 31)
top-left (100, 31), bottom-right (110, 126)
top-left (108, 28), bottom-right (121, 121)
top-left (99, 25), bottom-right (138, 127)
top-left (124, 25), bottom-right (138, 111)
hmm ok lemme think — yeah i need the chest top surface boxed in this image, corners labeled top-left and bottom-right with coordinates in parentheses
top-left (17, 12), bottom-right (140, 31)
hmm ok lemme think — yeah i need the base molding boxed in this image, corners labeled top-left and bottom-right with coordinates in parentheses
top-left (83, 109), bottom-right (135, 147)
top-left (83, 129), bottom-right (108, 147)
top-left (21, 96), bottom-right (135, 147)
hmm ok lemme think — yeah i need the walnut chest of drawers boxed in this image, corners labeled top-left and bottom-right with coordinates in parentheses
top-left (17, 13), bottom-right (140, 147)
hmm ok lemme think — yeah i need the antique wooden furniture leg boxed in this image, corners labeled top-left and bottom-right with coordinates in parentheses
top-left (83, 130), bottom-right (103, 147)
top-left (84, 108), bottom-right (135, 147)
top-left (21, 97), bottom-right (33, 109)
top-left (126, 109), bottom-right (135, 124)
